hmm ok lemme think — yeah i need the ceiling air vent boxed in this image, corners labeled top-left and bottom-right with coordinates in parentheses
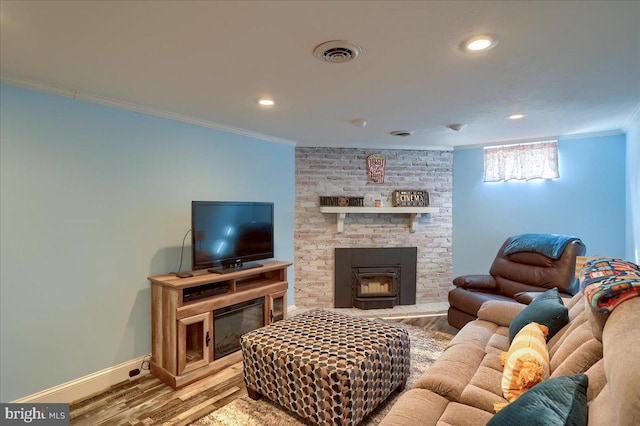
top-left (390, 130), bottom-right (414, 137)
top-left (313, 40), bottom-right (362, 63)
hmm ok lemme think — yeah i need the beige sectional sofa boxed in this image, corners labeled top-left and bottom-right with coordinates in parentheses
top-left (380, 292), bottom-right (640, 425)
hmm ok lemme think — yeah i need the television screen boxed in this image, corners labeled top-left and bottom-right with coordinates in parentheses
top-left (191, 201), bottom-right (274, 271)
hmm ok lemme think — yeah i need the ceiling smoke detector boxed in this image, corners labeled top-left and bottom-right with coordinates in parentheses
top-left (313, 40), bottom-right (362, 63)
top-left (446, 123), bottom-right (466, 132)
top-left (390, 130), bottom-right (414, 137)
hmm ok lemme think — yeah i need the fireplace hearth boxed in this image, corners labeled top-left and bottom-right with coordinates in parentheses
top-left (335, 247), bottom-right (417, 309)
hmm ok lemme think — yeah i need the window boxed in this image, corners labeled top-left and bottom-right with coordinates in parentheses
top-left (484, 141), bottom-right (559, 182)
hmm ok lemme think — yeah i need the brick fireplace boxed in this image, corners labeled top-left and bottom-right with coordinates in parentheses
top-left (295, 147), bottom-right (453, 309)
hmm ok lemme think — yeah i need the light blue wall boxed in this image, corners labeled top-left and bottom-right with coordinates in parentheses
top-left (626, 117), bottom-right (640, 263)
top-left (0, 84), bottom-right (295, 401)
top-left (453, 134), bottom-right (627, 277)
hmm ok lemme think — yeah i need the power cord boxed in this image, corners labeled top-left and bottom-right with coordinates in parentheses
top-left (177, 228), bottom-right (192, 273)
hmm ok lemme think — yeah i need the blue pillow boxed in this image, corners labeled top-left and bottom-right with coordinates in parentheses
top-left (509, 288), bottom-right (569, 342)
top-left (487, 374), bottom-right (588, 426)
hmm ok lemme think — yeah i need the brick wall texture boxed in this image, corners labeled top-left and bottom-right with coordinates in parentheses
top-left (294, 147), bottom-right (453, 309)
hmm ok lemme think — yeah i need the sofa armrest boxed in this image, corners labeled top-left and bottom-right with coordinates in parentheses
top-left (514, 290), bottom-right (574, 305)
top-left (477, 300), bottom-right (527, 327)
top-left (513, 291), bottom-right (545, 304)
top-left (452, 274), bottom-right (497, 291)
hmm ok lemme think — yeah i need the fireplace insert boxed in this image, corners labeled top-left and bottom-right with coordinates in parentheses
top-left (352, 267), bottom-right (400, 309)
top-left (335, 247), bottom-right (417, 309)
top-left (213, 297), bottom-right (264, 359)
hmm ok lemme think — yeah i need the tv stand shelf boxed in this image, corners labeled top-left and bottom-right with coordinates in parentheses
top-left (149, 261), bottom-right (291, 388)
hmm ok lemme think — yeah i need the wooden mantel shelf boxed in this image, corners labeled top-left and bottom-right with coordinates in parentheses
top-left (319, 206), bottom-right (440, 233)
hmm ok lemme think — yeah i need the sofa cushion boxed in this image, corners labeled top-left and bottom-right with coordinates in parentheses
top-left (448, 319), bottom-right (500, 350)
top-left (584, 296), bottom-right (607, 341)
top-left (548, 303), bottom-right (588, 359)
top-left (601, 297), bottom-right (640, 426)
top-left (587, 384), bottom-right (615, 426)
top-left (486, 330), bottom-right (510, 353)
top-left (439, 402), bottom-right (494, 426)
top-left (550, 335), bottom-right (602, 378)
top-left (460, 383), bottom-right (506, 414)
top-left (481, 349), bottom-right (504, 372)
top-left (377, 389), bottom-right (450, 426)
top-left (501, 322), bottom-right (550, 402)
top-left (567, 292), bottom-right (586, 320)
top-left (584, 359), bottom-right (606, 402)
top-left (415, 344), bottom-right (485, 402)
top-left (470, 365), bottom-right (504, 397)
top-left (477, 300), bottom-right (527, 327)
top-left (509, 288), bottom-right (569, 341)
top-left (487, 374), bottom-right (589, 426)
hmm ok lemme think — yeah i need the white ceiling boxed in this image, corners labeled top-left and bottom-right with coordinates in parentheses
top-left (1, 1), bottom-right (639, 150)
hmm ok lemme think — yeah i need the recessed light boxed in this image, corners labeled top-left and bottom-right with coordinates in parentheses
top-left (508, 113), bottom-right (526, 120)
top-left (461, 35), bottom-right (499, 53)
top-left (257, 98), bottom-right (275, 107)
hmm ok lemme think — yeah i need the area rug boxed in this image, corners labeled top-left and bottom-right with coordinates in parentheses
top-left (190, 319), bottom-right (453, 426)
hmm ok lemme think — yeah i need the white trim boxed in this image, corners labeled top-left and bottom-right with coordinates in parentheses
top-left (11, 356), bottom-right (150, 404)
top-left (455, 129), bottom-right (624, 150)
top-left (0, 75), bottom-right (297, 147)
top-left (559, 129), bottom-right (626, 140)
top-left (11, 302), bottom-right (298, 404)
top-left (483, 139), bottom-right (557, 150)
top-left (308, 142), bottom-right (453, 151)
top-left (2, 74), bottom-right (631, 151)
top-left (622, 101), bottom-right (640, 131)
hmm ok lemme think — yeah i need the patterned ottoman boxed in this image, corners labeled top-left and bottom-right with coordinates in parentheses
top-left (240, 309), bottom-right (410, 425)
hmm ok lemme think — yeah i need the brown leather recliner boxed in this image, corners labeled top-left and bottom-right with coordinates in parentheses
top-left (447, 235), bottom-right (586, 329)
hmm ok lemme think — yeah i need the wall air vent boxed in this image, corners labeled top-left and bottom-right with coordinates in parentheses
top-left (313, 40), bottom-right (362, 63)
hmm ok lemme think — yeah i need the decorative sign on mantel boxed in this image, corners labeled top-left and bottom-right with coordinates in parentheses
top-left (366, 154), bottom-right (386, 184)
top-left (319, 196), bottom-right (364, 207)
top-left (392, 190), bottom-right (430, 207)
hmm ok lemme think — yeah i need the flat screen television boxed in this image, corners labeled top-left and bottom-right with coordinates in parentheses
top-left (191, 201), bottom-right (274, 273)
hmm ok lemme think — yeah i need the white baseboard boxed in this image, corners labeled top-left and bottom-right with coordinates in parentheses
top-left (12, 356), bottom-right (150, 404)
top-left (13, 304), bottom-right (298, 404)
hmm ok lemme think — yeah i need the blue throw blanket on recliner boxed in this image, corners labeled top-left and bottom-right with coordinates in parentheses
top-left (504, 233), bottom-right (581, 259)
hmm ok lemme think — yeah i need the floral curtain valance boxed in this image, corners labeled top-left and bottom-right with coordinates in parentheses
top-left (484, 141), bottom-right (559, 182)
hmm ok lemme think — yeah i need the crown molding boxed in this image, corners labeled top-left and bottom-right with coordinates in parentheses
top-left (454, 129), bottom-right (625, 151)
top-left (297, 142), bottom-right (453, 151)
top-left (0, 75), bottom-right (297, 147)
top-left (622, 101), bottom-right (640, 131)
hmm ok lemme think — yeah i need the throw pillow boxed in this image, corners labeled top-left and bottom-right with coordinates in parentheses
top-left (500, 322), bottom-right (550, 403)
top-left (509, 288), bottom-right (569, 342)
top-left (488, 374), bottom-right (589, 426)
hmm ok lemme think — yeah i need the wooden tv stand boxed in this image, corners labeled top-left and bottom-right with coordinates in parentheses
top-left (148, 261), bottom-right (291, 389)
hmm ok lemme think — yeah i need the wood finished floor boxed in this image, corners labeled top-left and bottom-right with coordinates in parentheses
top-left (69, 314), bottom-right (456, 426)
